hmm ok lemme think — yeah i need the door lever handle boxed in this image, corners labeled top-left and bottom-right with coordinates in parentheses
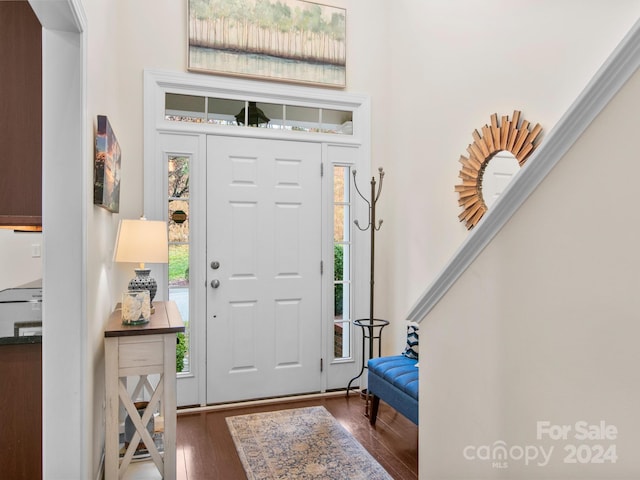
top-left (210, 279), bottom-right (221, 289)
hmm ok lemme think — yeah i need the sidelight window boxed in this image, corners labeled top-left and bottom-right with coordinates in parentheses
top-left (333, 165), bottom-right (352, 359)
top-left (168, 155), bottom-right (191, 373)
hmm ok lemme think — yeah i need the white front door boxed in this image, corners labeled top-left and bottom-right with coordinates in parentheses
top-left (206, 136), bottom-right (323, 403)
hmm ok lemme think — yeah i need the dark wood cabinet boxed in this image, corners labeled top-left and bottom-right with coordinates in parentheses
top-left (0, 342), bottom-right (42, 479)
top-left (0, 2), bottom-right (43, 228)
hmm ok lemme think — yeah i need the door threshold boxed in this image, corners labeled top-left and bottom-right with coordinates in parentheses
top-left (177, 389), bottom-right (356, 415)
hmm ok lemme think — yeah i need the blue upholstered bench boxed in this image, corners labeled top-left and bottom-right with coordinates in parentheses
top-left (368, 355), bottom-right (419, 425)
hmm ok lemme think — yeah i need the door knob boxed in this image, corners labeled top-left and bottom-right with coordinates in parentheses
top-left (210, 279), bottom-right (221, 289)
top-left (210, 261), bottom-right (220, 270)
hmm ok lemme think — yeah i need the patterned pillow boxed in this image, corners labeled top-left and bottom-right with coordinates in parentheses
top-left (401, 324), bottom-right (419, 359)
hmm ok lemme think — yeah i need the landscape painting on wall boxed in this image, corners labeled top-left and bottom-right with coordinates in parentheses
top-left (188, 0), bottom-right (346, 87)
top-left (93, 115), bottom-right (121, 213)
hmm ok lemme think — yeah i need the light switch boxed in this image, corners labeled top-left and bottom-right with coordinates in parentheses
top-left (31, 243), bottom-right (41, 258)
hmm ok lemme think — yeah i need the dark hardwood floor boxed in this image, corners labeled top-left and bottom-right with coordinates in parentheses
top-left (176, 393), bottom-right (418, 479)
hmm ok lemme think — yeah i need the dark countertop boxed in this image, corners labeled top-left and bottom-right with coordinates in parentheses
top-left (105, 300), bottom-right (184, 337)
top-left (0, 335), bottom-right (41, 346)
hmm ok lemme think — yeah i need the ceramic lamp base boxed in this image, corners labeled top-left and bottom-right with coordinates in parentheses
top-left (128, 268), bottom-right (158, 306)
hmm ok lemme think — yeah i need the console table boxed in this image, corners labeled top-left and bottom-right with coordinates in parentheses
top-left (104, 300), bottom-right (184, 479)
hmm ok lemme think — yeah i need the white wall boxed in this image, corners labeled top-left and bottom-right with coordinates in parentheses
top-left (420, 63), bottom-right (640, 480)
top-left (82, 0), bottom-right (191, 475)
top-left (382, 2), bottom-right (640, 479)
top-left (34, 2), bottom-right (87, 476)
top-left (378, 0), bottom-right (640, 354)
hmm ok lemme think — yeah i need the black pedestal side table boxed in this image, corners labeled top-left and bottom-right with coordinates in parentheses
top-left (346, 318), bottom-right (389, 396)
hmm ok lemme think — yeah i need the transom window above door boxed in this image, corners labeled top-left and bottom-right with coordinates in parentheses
top-left (165, 93), bottom-right (353, 135)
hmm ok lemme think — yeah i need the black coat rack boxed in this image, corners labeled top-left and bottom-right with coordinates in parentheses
top-left (346, 167), bottom-right (388, 395)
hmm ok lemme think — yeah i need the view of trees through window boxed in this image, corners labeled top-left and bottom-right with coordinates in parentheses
top-left (168, 156), bottom-right (190, 373)
top-left (334, 165), bottom-right (351, 359)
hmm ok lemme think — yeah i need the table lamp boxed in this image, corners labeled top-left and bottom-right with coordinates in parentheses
top-left (114, 217), bottom-right (168, 313)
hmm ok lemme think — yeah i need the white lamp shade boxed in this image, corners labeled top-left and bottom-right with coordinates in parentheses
top-left (113, 218), bottom-right (169, 265)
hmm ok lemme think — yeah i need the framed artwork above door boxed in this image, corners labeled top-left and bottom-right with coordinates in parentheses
top-left (188, 0), bottom-right (346, 88)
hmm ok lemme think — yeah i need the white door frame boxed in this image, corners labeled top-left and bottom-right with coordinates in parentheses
top-left (143, 69), bottom-right (371, 406)
top-left (31, 1), bottom-right (89, 477)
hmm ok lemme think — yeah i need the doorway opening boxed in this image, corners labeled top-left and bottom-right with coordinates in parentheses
top-left (144, 70), bottom-right (371, 406)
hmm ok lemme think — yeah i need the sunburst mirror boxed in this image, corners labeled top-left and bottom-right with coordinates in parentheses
top-left (455, 110), bottom-right (543, 229)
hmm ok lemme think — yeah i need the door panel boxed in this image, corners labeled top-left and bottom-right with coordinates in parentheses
top-left (206, 136), bottom-right (322, 403)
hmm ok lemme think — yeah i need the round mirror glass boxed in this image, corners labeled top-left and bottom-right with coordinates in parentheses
top-left (481, 151), bottom-right (520, 209)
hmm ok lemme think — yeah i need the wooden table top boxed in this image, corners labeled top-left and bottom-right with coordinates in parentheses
top-left (104, 300), bottom-right (185, 337)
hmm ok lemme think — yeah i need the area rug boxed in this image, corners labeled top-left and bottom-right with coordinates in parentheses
top-left (226, 406), bottom-right (392, 480)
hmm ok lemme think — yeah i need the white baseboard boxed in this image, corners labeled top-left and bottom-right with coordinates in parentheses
top-left (177, 389), bottom-right (352, 415)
